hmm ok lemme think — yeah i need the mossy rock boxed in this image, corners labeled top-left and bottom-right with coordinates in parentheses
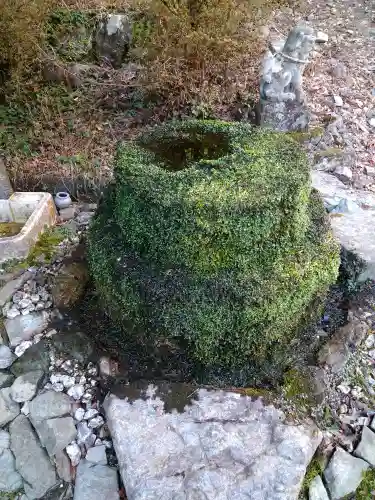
top-left (88, 120), bottom-right (339, 377)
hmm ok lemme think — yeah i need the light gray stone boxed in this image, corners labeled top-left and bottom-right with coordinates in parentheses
top-left (333, 95), bottom-right (343, 107)
top-left (105, 388), bottom-right (322, 500)
top-left (73, 460), bottom-right (119, 500)
top-left (95, 13), bottom-right (132, 68)
top-left (0, 272), bottom-right (31, 307)
top-left (324, 447), bottom-right (369, 499)
top-left (55, 450), bottom-right (73, 482)
top-left (311, 171), bottom-right (375, 281)
top-left (0, 387), bottom-right (20, 426)
top-left (38, 416), bottom-right (77, 456)
top-left (86, 445), bottom-right (107, 465)
top-left (259, 25), bottom-right (315, 132)
top-left (0, 448), bottom-right (23, 492)
top-left (66, 441), bottom-right (81, 466)
top-left (29, 390), bottom-right (71, 426)
top-left (354, 426), bottom-right (375, 466)
top-left (77, 422), bottom-right (95, 448)
top-left (334, 165), bottom-right (352, 184)
top-left (5, 311), bottom-right (49, 347)
top-left (10, 415), bottom-right (57, 499)
top-left (0, 430), bottom-right (10, 451)
top-left (10, 370), bottom-right (44, 402)
top-left (316, 31), bottom-right (328, 43)
top-left (0, 345), bottom-right (15, 369)
top-left (309, 475), bottom-right (329, 500)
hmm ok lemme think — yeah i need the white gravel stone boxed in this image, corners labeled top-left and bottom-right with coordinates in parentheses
top-left (77, 422), bottom-right (95, 447)
top-left (61, 375), bottom-right (75, 389)
top-left (33, 333), bottom-right (43, 344)
top-left (19, 298), bottom-right (32, 309)
top-left (45, 328), bottom-right (57, 338)
top-left (21, 402), bottom-right (30, 415)
top-left (316, 31), bottom-right (329, 43)
top-left (30, 294), bottom-right (40, 304)
top-left (66, 441), bottom-right (82, 466)
top-left (333, 95), bottom-right (343, 107)
top-left (67, 385), bottom-right (85, 400)
top-left (365, 334), bottom-right (375, 348)
top-left (74, 408), bottom-right (85, 422)
top-left (88, 415), bottom-right (105, 429)
top-left (84, 409), bottom-right (99, 420)
top-left (52, 382), bottom-right (64, 392)
top-left (14, 340), bottom-right (33, 357)
top-left (338, 384), bottom-right (351, 395)
top-left (35, 302), bottom-right (45, 311)
top-left (6, 307), bottom-right (20, 319)
top-left (12, 292), bottom-right (25, 304)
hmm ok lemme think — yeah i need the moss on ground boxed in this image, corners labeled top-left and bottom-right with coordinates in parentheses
top-left (356, 469), bottom-right (375, 499)
top-left (26, 227), bottom-right (66, 265)
top-left (301, 457), bottom-right (324, 495)
top-left (88, 120), bottom-right (340, 379)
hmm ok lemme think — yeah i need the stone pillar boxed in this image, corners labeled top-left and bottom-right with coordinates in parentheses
top-left (0, 158), bottom-right (13, 199)
top-left (259, 25), bottom-right (316, 132)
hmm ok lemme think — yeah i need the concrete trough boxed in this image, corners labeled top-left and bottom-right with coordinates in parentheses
top-left (0, 193), bottom-right (57, 264)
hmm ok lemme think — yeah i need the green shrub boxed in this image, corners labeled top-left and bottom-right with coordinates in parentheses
top-left (88, 120), bottom-right (339, 375)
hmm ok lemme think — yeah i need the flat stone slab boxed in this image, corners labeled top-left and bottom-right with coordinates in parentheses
top-left (105, 386), bottom-right (322, 500)
top-left (38, 416), bottom-right (77, 457)
top-left (0, 448), bottom-right (23, 492)
top-left (0, 271), bottom-right (31, 308)
top-left (5, 312), bottom-right (49, 347)
top-left (73, 460), bottom-right (119, 500)
top-left (309, 475), bottom-right (329, 500)
top-left (0, 387), bottom-right (20, 427)
top-left (0, 372), bottom-right (14, 389)
top-left (29, 390), bottom-right (71, 427)
top-left (324, 447), bottom-right (369, 499)
top-left (10, 370), bottom-right (44, 402)
top-left (10, 415), bottom-right (57, 499)
top-left (311, 171), bottom-right (375, 280)
top-left (354, 426), bottom-right (375, 466)
top-left (0, 345), bottom-right (15, 369)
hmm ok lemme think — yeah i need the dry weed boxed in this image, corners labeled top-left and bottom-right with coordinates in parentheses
top-left (129, 0), bottom-right (284, 113)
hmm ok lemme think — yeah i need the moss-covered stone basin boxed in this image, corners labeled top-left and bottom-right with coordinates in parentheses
top-left (88, 120), bottom-right (340, 377)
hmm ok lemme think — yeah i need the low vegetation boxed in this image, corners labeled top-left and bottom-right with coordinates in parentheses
top-left (0, 0), bottom-right (292, 191)
top-left (88, 120), bottom-right (339, 381)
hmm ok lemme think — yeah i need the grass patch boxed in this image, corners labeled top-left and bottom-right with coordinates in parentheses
top-left (356, 469), bottom-right (375, 499)
top-left (301, 457), bottom-right (324, 495)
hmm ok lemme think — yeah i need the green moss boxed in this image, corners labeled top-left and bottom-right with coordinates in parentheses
top-left (287, 127), bottom-right (324, 143)
top-left (26, 227), bottom-right (65, 266)
top-left (356, 469), bottom-right (375, 499)
top-left (88, 120), bottom-right (340, 378)
top-left (301, 457), bottom-right (324, 495)
top-left (314, 147), bottom-right (345, 161)
top-left (0, 491), bottom-right (23, 499)
top-left (0, 222), bottom-right (23, 237)
top-left (283, 369), bottom-right (312, 401)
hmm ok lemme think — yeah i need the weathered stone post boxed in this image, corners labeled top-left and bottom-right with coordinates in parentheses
top-left (259, 24), bottom-right (316, 131)
top-left (0, 158), bottom-right (13, 199)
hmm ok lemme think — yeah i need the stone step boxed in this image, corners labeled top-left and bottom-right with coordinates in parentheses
top-left (104, 383), bottom-right (322, 500)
